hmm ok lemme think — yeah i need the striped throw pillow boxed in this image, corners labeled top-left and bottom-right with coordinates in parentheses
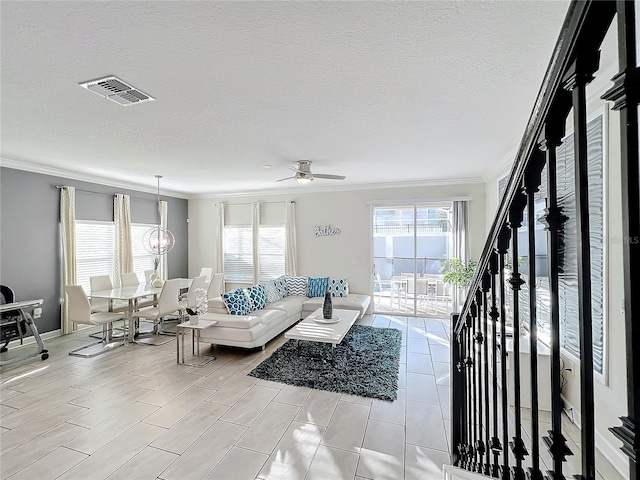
top-left (307, 277), bottom-right (329, 297)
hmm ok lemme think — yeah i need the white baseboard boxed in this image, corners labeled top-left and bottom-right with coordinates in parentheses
top-left (596, 430), bottom-right (629, 479)
top-left (561, 395), bottom-right (628, 478)
top-left (443, 465), bottom-right (490, 480)
top-left (5, 324), bottom-right (96, 350)
top-left (561, 394), bottom-right (582, 428)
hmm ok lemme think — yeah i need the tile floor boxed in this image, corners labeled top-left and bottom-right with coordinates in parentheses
top-left (0, 314), bottom-right (453, 480)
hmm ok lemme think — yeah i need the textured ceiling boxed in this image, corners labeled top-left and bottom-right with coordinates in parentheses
top-left (0, 1), bottom-right (569, 196)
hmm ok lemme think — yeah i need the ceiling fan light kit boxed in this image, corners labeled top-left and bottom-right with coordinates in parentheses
top-left (276, 160), bottom-right (346, 184)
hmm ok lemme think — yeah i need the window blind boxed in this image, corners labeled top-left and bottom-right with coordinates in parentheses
top-left (224, 226), bottom-right (254, 282)
top-left (76, 221), bottom-right (114, 292)
top-left (519, 114), bottom-right (604, 375)
top-left (131, 223), bottom-right (156, 282)
top-left (259, 226), bottom-right (285, 281)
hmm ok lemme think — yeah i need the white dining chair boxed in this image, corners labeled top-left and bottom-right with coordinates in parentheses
top-left (90, 275), bottom-right (113, 313)
top-left (135, 279), bottom-right (185, 345)
top-left (122, 272), bottom-right (155, 308)
top-left (121, 272), bottom-right (140, 287)
top-left (207, 273), bottom-right (224, 299)
top-left (183, 275), bottom-right (207, 308)
top-left (90, 275), bottom-right (128, 313)
top-left (199, 267), bottom-right (213, 283)
top-left (65, 285), bottom-right (126, 357)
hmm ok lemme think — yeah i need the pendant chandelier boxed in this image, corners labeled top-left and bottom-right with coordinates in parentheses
top-left (143, 175), bottom-right (175, 255)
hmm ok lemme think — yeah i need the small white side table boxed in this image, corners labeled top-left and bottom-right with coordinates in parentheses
top-left (176, 319), bottom-right (218, 367)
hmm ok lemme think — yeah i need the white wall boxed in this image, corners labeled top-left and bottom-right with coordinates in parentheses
top-left (189, 182), bottom-right (486, 299)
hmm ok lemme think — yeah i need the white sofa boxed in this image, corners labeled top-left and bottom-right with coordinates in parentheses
top-left (198, 293), bottom-right (371, 350)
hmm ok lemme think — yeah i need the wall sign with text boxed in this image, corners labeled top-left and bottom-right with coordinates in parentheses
top-left (314, 225), bottom-right (341, 237)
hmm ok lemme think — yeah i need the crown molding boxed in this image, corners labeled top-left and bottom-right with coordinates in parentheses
top-left (188, 176), bottom-right (485, 200)
top-left (0, 157), bottom-right (189, 199)
top-left (482, 145), bottom-right (518, 183)
top-left (1, 157), bottom-right (484, 201)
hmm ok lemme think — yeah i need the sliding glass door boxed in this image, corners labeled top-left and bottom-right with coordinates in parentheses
top-left (372, 203), bottom-right (453, 317)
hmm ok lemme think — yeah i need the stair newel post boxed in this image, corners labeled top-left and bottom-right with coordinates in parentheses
top-left (497, 225), bottom-right (512, 480)
top-left (603, 2), bottom-right (640, 479)
top-left (451, 313), bottom-right (465, 467)
top-left (508, 187), bottom-right (529, 480)
top-left (482, 271), bottom-right (492, 475)
top-left (488, 251), bottom-right (502, 478)
top-left (474, 288), bottom-right (486, 473)
top-left (540, 99), bottom-right (573, 480)
top-left (524, 149), bottom-right (547, 480)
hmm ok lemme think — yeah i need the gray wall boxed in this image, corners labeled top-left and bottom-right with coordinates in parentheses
top-left (0, 167), bottom-right (188, 334)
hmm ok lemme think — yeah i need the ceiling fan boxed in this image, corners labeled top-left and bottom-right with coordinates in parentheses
top-left (276, 160), bottom-right (346, 184)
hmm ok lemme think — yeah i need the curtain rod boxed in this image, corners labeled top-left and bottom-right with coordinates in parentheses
top-left (365, 196), bottom-right (471, 206)
top-left (218, 200), bottom-right (295, 206)
top-left (54, 185), bottom-right (160, 203)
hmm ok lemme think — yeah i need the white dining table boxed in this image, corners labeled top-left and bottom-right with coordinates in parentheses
top-left (90, 278), bottom-right (192, 342)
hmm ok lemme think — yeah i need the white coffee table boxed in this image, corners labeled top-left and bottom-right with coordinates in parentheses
top-left (176, 319), bottom-right (218, 367)
top-left (285, 308), bottom-right (359, 348)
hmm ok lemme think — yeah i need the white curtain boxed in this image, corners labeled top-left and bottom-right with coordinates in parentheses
top-left (159, 200), bottom-right (168, 280)
top-left (452, 200), bottom-right (468, 263)
top-left (252, 202), bottom-right (261, 284)
top-left (215, 203), bottom-right (224, 274)
top-left (114, 194), bottom-right (133, 287)
top-left (452, 200), bottom-right (469, 310)
top-left (60, 186), bottom-right (77, 334)
top-left (285, 200), bottom-right (297, 275)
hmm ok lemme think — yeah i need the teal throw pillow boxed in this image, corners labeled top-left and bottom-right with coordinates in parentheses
top-left (307, 277), bottom-right (329, 297)
top-left (222, 288), bottom-right (252, 315)
top-left (247, 284), bottom-right (266, 310)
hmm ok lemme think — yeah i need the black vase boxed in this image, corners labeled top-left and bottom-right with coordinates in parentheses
top-left (322, 291), bottom-right (333, 319)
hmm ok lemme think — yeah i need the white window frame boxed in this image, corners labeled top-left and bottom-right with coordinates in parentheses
top-left (223, 223), bottom-right (285, 284)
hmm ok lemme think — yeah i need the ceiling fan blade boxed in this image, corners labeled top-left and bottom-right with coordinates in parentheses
top-left (287, 165), bottom-right (303, 174)
top-left (276, 176), bottom-right (296, 182)
top-left (313, 173), bottom-right (346, 180)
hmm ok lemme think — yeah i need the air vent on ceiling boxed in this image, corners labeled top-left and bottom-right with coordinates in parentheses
top-left (79, 76), bottom-right (155, 106)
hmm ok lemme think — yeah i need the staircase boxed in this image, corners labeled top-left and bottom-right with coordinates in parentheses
top-left (449, 1), bottom-right (639, 479)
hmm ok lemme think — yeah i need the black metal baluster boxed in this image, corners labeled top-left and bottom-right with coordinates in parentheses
top-left (464, 322), bottom-right (473, 470)
top-left (603, 2), bottom-right (640, 479)
top-left (464, 322), bottom-right (472, 469)
top-left (563, 48), bottom-right (600, 480)
top-left (524, 150), bottom-right (547, 480)
top-left (482, 272), bottom-right (492, 475)
top-left (451, 313), bottom-right (465, 467)
top-left (470, 302), bottom-right (479, 471)
top-left (541, 106), bottom-right (573, 479)
top-left (508, 188), bottom-right (529, 480)
top-left (497, 226), bottom-right (512, 479)
top-left (475, 289), bottom-right (486, 473)
top-left (489, 251), bottom-right (502, 478)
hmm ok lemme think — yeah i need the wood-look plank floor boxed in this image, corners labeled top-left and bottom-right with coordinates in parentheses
top-left (0, 314), bottom-right (452, 480)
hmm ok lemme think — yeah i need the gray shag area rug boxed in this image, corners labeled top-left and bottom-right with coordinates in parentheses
top-left (248, 325), bottom-right (402, 401)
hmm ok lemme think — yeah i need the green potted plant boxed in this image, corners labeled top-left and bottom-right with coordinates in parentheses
top-left (440, 258), bottom-right (478, 311)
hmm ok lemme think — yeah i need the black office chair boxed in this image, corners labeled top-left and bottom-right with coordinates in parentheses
top-left (1, 285), bottom-right (28, 353)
